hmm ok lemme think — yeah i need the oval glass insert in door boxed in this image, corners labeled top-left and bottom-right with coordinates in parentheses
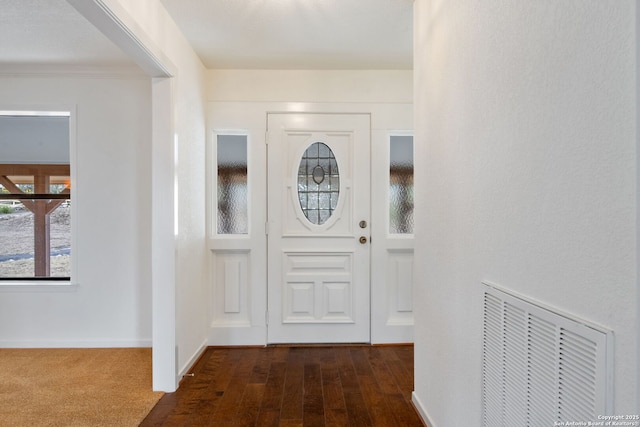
top-left (297, 142), bottom-right (340, 225)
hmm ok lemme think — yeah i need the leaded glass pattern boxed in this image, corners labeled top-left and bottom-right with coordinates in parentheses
top-left (217, 135), bottom-right (248, 234)
top-left (297, 142), bottom-right (339, 225)
top-left (390, 135), bottom-right (414, 234)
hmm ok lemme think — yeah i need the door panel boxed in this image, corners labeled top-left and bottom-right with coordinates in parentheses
top-left (370, 131), bottom-right (415, 343)
top-left (267, 113), bottom-right (370, 343)
top-left (208, 129), bottom-right (267, 346)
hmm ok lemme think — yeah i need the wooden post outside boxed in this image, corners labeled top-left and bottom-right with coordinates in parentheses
top-left (33, 174), bottom-right (50, 277)
top-left (0, 165), bottom-right (70, 278)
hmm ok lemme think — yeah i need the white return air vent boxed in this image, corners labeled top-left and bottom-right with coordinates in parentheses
top-left (482, 282), bottom-right (613, 426)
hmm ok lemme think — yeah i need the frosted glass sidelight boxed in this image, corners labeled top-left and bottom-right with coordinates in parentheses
top-left (389, 135), bottom-right (414, 234)
top-left (297, 142), bottom-right (339, 225)
top-left (217, 135), bottom-right (248, 234)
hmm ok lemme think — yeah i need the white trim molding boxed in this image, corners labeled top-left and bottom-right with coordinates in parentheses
top-left (66, 0), bottom-right (175, 77)
top-left (0, 339), bottom-right (152, 348)
top-left (411, 391), bottom-right (436, 427)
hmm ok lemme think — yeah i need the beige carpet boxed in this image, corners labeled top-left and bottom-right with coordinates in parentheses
top-left (0, 348), bottom-right (163, 427)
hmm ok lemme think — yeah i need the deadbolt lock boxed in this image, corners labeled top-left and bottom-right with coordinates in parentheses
top-left (359, 236), bottom-right (368, 244)
top-left (359, 220), bottom-right (367, 229)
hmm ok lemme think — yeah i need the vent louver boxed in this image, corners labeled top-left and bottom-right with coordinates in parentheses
top-left (482, 283), bottom-right (613, 427)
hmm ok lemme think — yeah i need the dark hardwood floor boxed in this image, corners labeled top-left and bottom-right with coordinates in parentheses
top-left (140, 344), bottom-right (425, 427)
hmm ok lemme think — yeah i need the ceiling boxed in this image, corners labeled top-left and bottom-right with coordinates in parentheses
top-left (160, 0), bottom-right (413, 69)
top-left (0, 0), bottom-right (413, 70)
top-left (0, 0), bottom-right (134, 68)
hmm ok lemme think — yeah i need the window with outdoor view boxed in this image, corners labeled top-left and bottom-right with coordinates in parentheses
top-left (0, 112), bottom-right (71, 280)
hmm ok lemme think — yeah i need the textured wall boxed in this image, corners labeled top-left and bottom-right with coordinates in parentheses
top-left (413, 1), bottom-right (637, 424)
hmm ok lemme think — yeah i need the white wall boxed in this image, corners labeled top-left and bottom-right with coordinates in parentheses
top-left (109, 0), bottom-right (209, 381)
top-left (208, 69), bottom-right (412, 103)
top-left (0, 74), bottom-right (152, 347)
top-left (412, 1), bottom-right (638, 425)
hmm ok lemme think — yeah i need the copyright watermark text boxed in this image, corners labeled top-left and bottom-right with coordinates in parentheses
top-left (553, 415), bottom-right (640, 427)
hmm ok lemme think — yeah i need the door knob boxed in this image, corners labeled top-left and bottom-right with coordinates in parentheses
top-left (359, 236), bottom-right (368, 244)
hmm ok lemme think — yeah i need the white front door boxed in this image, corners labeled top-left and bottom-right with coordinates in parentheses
top-left (267, 113), bottom-right (371, 343)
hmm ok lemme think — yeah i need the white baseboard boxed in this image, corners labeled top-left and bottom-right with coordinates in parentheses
top-left (412, 391), bottom-right (435, 427)
top-left (208, 325), bottom-right (267, 346)
top-left (178, 339), bottom-right (208, 380)
top-left (0, 339), bottom-right (152, 348)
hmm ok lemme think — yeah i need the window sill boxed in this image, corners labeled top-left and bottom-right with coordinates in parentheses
top-left (0, 281), bottom-right (78, 292)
